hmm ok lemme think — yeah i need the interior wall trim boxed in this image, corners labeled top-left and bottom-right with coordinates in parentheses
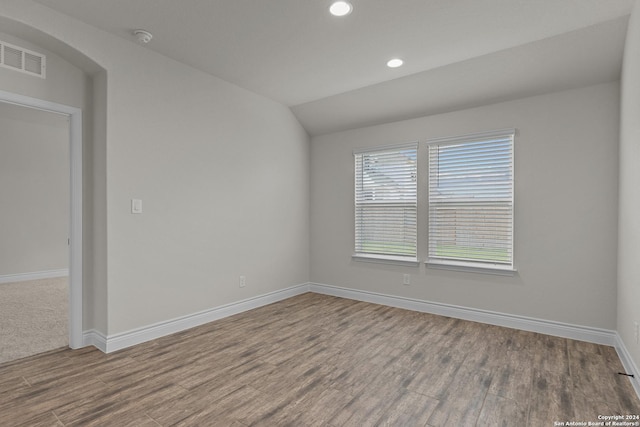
top-left (308, 282), bottom-right (617, 346)
top-left (79, 281), bottom-right (638, 400)
top-left (82, 329), bottom-right (107, 353)
top-left (615, 332), bottom-right (640, 398)
top-left (86, 281), bottom-right (618, 351)
top-left (89, 283), bottom-right (310, 353)
top-left (0, 269), bottom-right (69, 284)
top-left (311, 282), bottom-right (637, 399)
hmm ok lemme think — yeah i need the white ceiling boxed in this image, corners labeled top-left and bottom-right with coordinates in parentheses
top-left (32, 0), bottom-right (634, 135)
top-left (294, 17), bottom-right (629, 135)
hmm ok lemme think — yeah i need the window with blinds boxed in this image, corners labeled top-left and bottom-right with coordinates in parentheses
top-left (354, 143), bottom-right (418, 262)
top-left (427, 129), bottom-right (514, 271)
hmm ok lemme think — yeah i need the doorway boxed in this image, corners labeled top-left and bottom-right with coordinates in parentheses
top-left (0, 90), bottom-right (83, 356)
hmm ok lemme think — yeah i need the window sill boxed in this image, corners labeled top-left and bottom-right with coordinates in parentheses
top-left (352, 254), bottom-right (420, 267)
top-left (426, 260), bottom-right (516, 276)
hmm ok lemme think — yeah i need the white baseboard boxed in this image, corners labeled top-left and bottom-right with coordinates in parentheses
top-left (91, 283), bottom-right (310, 353)
top-left (309, 282), bottom-right (618, 346)
top-left (83, 281), bottom-right (620, 352)
top-left (82, 329), bottom-right (107, 353)
top-left (0, 269), bottom-right (69, 284)
top-left (615, 333), bottom-right (640, 398)
top-left (77, 280), bottom-right (638, 400)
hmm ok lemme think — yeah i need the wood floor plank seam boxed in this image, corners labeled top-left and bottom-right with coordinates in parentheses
top-left (21, 375), bottom-right (31, 387)
top-left (474, 386), bottom-right (493, 427)
top-left (51, 410), bottom-right (66, 426)
top-left (144, 413), bottom-right (163, 426)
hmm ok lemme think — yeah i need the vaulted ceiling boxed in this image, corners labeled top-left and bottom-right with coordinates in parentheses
top-left (34, 0), bottom-right (634, 135)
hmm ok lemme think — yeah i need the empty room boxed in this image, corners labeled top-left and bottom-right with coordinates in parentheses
top-left (0, 0), bottom-right (639, 426)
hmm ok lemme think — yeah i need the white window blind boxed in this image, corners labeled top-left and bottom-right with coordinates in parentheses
top-left (354, 143), bottom-right (418, 261)
top-left (427, 129), bottom-right (514, 271)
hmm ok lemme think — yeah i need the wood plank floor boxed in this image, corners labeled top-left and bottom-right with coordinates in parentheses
top-left (1, 292), bottom-right (638, 426)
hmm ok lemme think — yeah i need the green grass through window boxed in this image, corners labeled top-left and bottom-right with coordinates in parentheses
top-left (360, 241), bottom-right (416, 256)
top-left (434, 244), bottom-right (510, 263)
top-left (358, 242), bottom-right (509, 263)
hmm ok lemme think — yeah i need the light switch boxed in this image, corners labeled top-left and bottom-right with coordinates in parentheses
top-left (131, 199), bottom-right (142, 214)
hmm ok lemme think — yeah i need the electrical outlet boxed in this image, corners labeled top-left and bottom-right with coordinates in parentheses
top-left (403, 274), bottom-right (410, 286)
top-left (239, 275), bottom-right (246, 288)
top-left (635, 322), bottom-right (639, 345)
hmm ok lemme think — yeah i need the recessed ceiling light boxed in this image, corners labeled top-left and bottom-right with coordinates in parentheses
top-left (330, 1), bottom-right (353, 17)
top-left (387, 58), bottom-right (404, 68)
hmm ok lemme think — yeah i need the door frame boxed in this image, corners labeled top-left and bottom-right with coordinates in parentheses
top-left (0, 89), bottom-right (83, 349)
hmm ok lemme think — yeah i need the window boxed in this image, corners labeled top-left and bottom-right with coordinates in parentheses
top-left (427, 129), bottom-right (514, 272)
top-left (354, 143), bottom-right (418, 264)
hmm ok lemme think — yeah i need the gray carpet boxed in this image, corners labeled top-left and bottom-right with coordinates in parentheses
top-left (0, 277), bottom-right (68, 364)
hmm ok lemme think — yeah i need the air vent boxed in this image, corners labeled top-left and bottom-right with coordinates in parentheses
top-left (0, 40), bottom-right (46, 78)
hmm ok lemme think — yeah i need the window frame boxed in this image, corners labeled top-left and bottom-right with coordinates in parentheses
top-left (425, 129), bottom-right (516, 275)
top-left (353, 142), bottom-right (419, 266)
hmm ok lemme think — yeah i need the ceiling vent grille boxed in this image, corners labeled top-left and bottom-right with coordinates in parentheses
top-left (0, 40), bottom-right (46, 78)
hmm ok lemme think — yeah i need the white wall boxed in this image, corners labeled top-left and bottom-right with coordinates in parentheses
top-left (618, 0), bottom-right (640, 378)
top-left (311, 82), bottom-right (619, 330)
top-left (105, 49), bottom-right (310, 333)
top-left (0, 103), bottom-right (69, 276)
top-left (0, 1), bottom-right (310, 336)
